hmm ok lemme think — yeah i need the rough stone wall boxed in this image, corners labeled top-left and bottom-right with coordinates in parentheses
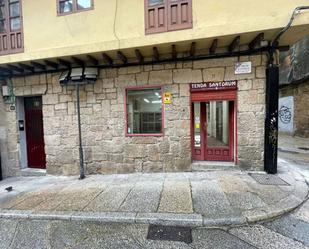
top-left (280, 80), bottom-right (309, 138)
top-left (5, 55), bottom-right (266, 176)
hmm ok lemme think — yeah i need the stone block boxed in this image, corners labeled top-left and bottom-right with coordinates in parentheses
top-left (173, 69), bottom-right (203, 84)
top-left (12, 77), bottom-right (25, 87)
top-left (256, 66), bottom-right (266, 78)
top-left (143, 162), bottom-right (163, 172)
top-left (179, 84), bottom-right (190, 97)
top-left (43, 94), bottom-right (59, 105)
top-left (149, 70), bottom-right (173, 85)
top-left (136, 72), bottom-right (149, 85)
top-left (25, 75), bottom-right (40, 85)
top-left (202, 68), bottom-right (225, 82)
top-left (193, 57), bottom-right (236, 69)
top-left (115, 74), bottom-right (136, 88)
top-left (238, 80), bottom-right (252, 91)
top-left (54, 103), bottom-right (67, 110)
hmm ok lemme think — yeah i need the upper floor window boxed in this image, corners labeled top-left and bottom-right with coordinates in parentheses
top-left (0, 0), bottom-right (23, 55)
top-left (145, 0), bottom-right (192, 34)
top-left (57, 0), bottom-right (93, 15)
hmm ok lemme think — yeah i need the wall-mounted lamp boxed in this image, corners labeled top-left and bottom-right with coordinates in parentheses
top-left (59, 67), bottom-right (98, 85)
top-left (1, 85), bottom-right (9, 97)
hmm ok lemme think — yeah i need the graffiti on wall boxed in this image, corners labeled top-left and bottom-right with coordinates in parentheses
top-left (278, 96), bottom-right (294, 133)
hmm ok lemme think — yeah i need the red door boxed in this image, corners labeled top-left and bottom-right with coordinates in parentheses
top-left (25, 97), bottom-right (46, 169)
top-left (191, 90), bottom-right (236, 162)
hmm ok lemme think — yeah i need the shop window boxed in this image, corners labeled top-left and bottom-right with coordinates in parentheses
top-left (145, 0), bottom-right (192, 34)
top-left (126, 87), bottom-right (163, 136)
top-left (57, 0), bottom-right (93, 15)
top-left (0, 0), bottom-right (23, 55)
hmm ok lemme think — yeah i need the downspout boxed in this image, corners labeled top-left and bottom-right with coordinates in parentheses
top-left (264, 6), bottom-right (309, 174)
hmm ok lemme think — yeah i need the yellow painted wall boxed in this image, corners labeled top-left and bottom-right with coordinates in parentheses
top-left (1, 0), bottom-right (309, 63)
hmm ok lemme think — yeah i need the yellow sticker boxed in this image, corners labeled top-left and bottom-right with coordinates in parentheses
top-left (163, 92), bottom-right (172, 104)
top-left (195, 123), bottom-right (200, 129)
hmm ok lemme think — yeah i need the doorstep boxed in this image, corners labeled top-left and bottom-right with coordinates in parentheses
top-left (21, 168), bottom-right (46, 177)
top-left (191, 161), bottom-right (239, 171)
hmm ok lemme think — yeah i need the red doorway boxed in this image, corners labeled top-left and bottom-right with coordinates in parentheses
top-left (190, 82), bottom-right (237, 162)
top-left (24, 96), bottom-right (46, 169)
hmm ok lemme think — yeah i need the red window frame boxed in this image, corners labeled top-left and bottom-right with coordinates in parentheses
top-left (145, 0), bottom-right (192, 35)
top-left (57, 0), bottom-right (94, 16)
top-left (0, 0), bottom-right (24, 55)
top-left (124, 85), bottom-right (164, 137)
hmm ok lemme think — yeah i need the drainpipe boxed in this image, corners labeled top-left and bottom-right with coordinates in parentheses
top-left (264, 6), bottom-right (309, 174)
top-left (76, 84), bottom-right (85, 180)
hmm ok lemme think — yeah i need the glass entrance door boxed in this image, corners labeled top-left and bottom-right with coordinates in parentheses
top-left (192, 101), bottom-right (234, 161)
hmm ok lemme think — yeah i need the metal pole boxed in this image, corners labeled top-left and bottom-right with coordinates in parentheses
top-left (76, 84), bottom-right (85, 179)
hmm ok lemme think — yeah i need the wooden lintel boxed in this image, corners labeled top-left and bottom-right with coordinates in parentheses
top-left (209, 39), bottom-right (218, 54)
top-left (135, 49), bottom-right (144, 64)
top-left (44, 60), bottom-right (59, 69)
top-left (18, 63), bottom-right (34, 72)
top-left (228, 36), bottom-right (240, 52)
top-left (249, 33), bottom-right (264, 50)
top-left (172, 45), bottom-right (177, 60)
top-left (153, 47), bottom-right (159, 61)
top-left (58, 59), bottom-right (71, 68)
top-left (31, 61), bottom-right (46, 71)
top-left (102, 53), bottom-right (113, 65)
top-left (7, 64), bottom-right (24, 73)
top-left (0, 66), bottom-right (12, 74)
top-left (72, 56), bottom-right (84, 67)
top-left (190, 42), bottom-right (196, 57)
top-left (87, 55), bottom-right (99, 65)
top-left (117, 51), bottom-right (127, 64)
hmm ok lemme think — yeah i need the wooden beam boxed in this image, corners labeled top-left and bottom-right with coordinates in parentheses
top-left (117, 51), bottom-right (127, 64)
top-left (172, 45), bottom-right (177, 60)
top-left (44, 60), bottom-right (59, 69)
top-left (18, 63), bottom-right (34, 72)
top-left (31, 61), bottom-right (46, 71)
top-left (190, 42), bottom-right (196, 57)
top-left (153, 47), bottom-right (159, 61)
top-left (72, 56), bottom-right (84, 67)
top-left (135, 49), bottom-right (144, 64)
top-left (209, 39), bottom-right (218, 55)
top-left (7, 64), bottom-right (24, 73)
top-left (228, 36), bottom-right (240, 52)
top-left (58, 58), bottom-right (71, 68)
top-left (87, 55), bottom-right (98, 65)
top-left (102, 53), bottom-right (113, 65)
top-left (0, 66), bottom-right (12, 74)
top-left (249, 33), bottom-right (264, 50)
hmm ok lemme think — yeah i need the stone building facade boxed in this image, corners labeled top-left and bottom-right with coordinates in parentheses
top-left (279, 79), bottom-right (309, 137)
top-left (0, 55), bottom-right (266, 177)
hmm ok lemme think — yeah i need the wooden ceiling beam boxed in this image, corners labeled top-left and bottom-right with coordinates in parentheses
top-left (102, 53), bottom-right (113, 65)
top-left (249, 33), bottom-right (264, 50)
top-left (87, 55), bottom-right (99, 65)
top-left (18, 63), bottom-right (34, 72)
top-left (172, 44), bottom-right (177, 60)
top-left (0, 66), bottom-right (12, 74)
top-left (117, 51), bottom-right (127, 64)
top-left (209, 39), bottom-right (218, 55)
top-left (72, 56), bottom-right (84, 67)
top-left (190, 42), bottom-right (196, 57)
top-left (135, 49), bottom-right (144, 64)
top-left (44, 60), bottom-right (59, 69)
top-left (58, 58), bottom-right (71, 68)
top-left (228, 36), bottom-right (240, 52)
top-left (31, 61), bottom-right (46, 71)
top-left (153, 47), bottom-right (159, 62)
top-left (7, 64), bottom-right (24, 73)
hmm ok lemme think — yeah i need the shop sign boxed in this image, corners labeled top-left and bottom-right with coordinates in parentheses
top-left (190, 81), bottom-right (237, 92)
top-left (163, 92), bottom-right (172, 104)
top-left (235, 61), bottom-right (252, 75)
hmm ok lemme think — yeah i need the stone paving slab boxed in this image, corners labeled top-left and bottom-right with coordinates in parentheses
top-left (0, 169), bottom-right (307, 228)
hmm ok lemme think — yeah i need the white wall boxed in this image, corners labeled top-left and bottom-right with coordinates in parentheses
top-left (278, 96), bottom-right (294, 134)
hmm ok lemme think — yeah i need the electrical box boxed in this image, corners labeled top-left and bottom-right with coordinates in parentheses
top-left (2, 85), bottom-right (9, 97)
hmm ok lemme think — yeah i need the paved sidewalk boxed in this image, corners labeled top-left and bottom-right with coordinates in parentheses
top-left (0, 168), bottom-right (307, 228)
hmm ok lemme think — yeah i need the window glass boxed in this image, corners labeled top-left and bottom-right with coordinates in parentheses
top-left (59, 0), bottom-right (73, 13)
top-left (127, 88), bottom-right (162, 134)
top-left (77, 0), bottom-right (91, 10)
top-left (10, 17), bottom-right (20, 31)
top-left (0, 5), bottom-right (5, 19)
top-left (9, 2), bottom-right (19, 17)
top-left (148, 0), bottom-right (164, 6)
top-left (0, 19), bottom-right (5, 33)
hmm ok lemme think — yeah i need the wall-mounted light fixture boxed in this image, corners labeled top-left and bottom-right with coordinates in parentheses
top-left (1, 85), bottom-right (9, 97)
top-left (59, 67), bottom-right (98, 85)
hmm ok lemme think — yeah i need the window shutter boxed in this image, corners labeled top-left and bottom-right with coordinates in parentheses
top-left (167, 0), bottom-right (192, 31)
top-left (145, 0), bottom-right (167, 34)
